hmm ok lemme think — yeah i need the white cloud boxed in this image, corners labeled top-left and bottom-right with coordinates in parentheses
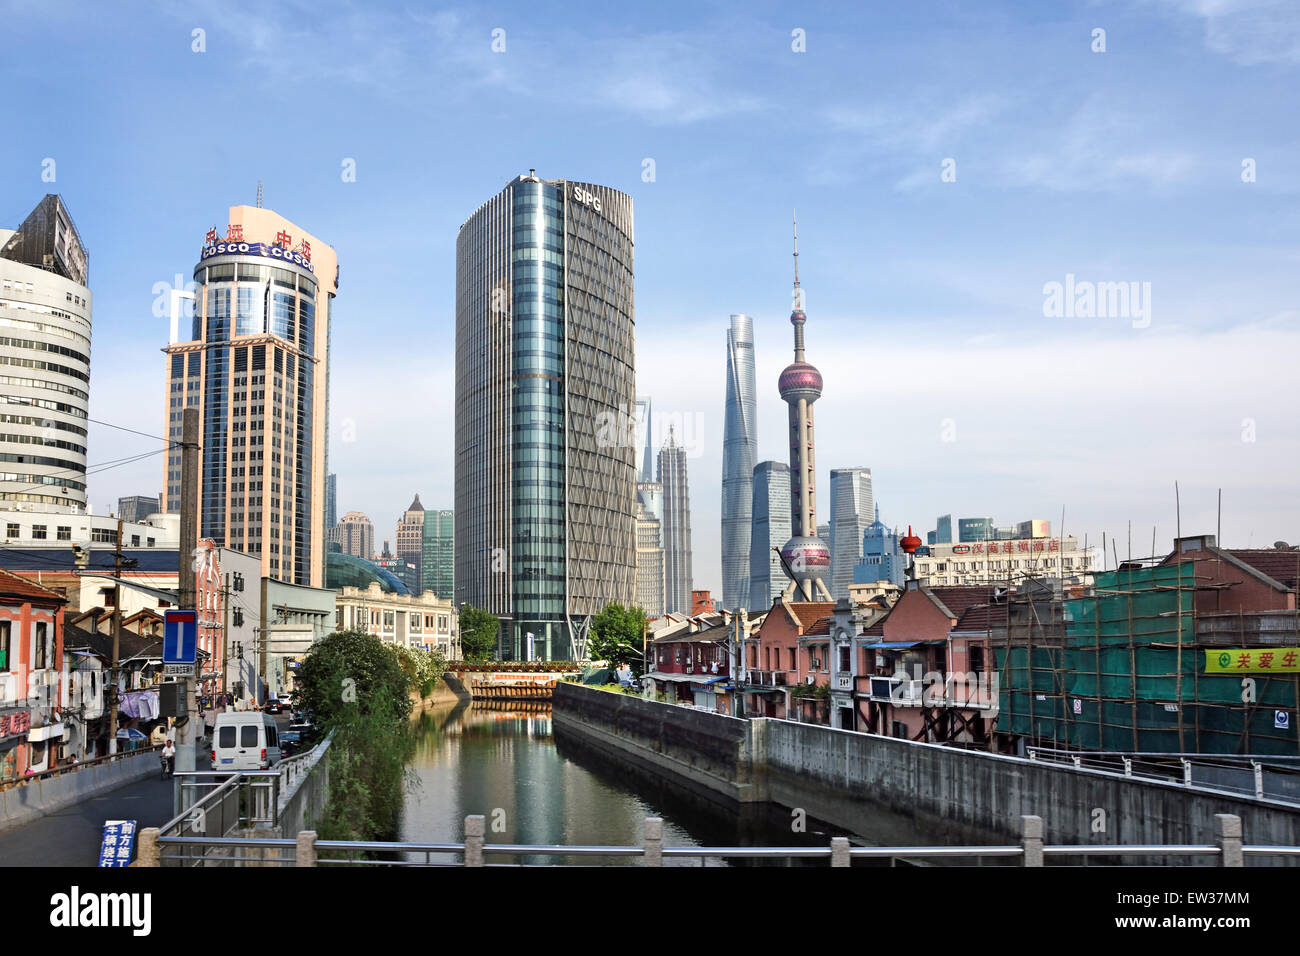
top-left (1146, 0), bottom-right (1300, 65)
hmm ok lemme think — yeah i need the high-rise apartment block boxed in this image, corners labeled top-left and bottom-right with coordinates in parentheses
top-left (396, 494), bottom-right (425, 592)
top-left (0, 195), bottom-right (91, 508)
top-left (455, 173), bottom-right (636, 659)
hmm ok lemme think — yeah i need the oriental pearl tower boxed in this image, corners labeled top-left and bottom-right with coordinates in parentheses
top-left (779, 213), bottom-right (833, 602)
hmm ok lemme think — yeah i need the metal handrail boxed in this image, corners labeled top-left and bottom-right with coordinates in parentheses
top-left (0, 743), bottom-right (161, 790)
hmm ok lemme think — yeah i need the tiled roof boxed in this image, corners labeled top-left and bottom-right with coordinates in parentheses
top-left (804, 616), bottom-right (832, 636)
top-left (0, 567), bottom-right (65, 604)
top-left (952, 603), bottom-right (1009, 632)
top-left (1226, 550), bottom-right (1300, 590)
top-left (784, 601), bottom-right (838, 629)
top-left (925, 585), bottom-right (1001, 621)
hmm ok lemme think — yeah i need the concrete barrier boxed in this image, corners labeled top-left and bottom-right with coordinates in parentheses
top-left (554, 683), bottom-right (1300, 864)
top-left (0, 750), bottom-right (161, 834)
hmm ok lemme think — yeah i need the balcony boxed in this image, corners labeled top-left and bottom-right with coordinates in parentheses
top-left (748, 670), bottom-right (788, 687)
top-left (865, 675), bottom-right (924, 705)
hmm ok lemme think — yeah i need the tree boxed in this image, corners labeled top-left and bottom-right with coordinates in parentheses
top-left (588, 602), bottom-right (648, 672)
top-left (458, 605), bottom-right (500, 661)
top-left (298, 629), bottom-right (412, 726)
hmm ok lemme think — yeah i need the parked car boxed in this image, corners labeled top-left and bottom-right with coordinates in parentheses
top-left (279, 730), bottom-right (302, 756)
top-left (289, 718), bottom-right (317, 744)
top-left (277, 693), bottom-right (294, 710)
top-left (263, 697), bottom-right (284, 714)
top-left (211, 712), bottom-right (283, 771)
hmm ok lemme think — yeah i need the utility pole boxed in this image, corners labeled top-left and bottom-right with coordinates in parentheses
top-left (175, 407), bottom-right (199, 775)
top-left (106, 518), bottom-right (123, 755)
top-left (222, 571), bottom-right (231, 699)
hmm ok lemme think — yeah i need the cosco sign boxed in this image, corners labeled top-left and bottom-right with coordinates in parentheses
top-left (200, 241), bottom-right (315, 273)
top-left (572, 186), bottom-right (602, 214)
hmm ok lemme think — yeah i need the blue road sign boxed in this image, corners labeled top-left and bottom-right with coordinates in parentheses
top-left (163, 609), bottom-right (198, 666)
top-left (98, 819), bottom-right (138, 867)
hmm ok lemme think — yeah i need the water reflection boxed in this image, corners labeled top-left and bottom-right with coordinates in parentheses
top-left (401, 701), bottom-right (843, 866)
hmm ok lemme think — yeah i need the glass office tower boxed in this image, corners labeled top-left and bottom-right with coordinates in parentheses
top-left (721, 314), bottom-right (757, 611)
top-left (455, 174), bottom-right (635, 660)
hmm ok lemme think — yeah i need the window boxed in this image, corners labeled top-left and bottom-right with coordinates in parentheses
top-left (219, 726), bottom-right (236, 748)
top-left (31, 524), bottom-right (46, 540)
top-left (969, 645), bottom-right (986, 674)
top-left (56, 526), bottom-right (71, 540)
top-left (240, 725), bottom-right (258, 748)
top-left (35, 621), bottom-right (48, 669)
top-left (0, 621), bottom-right (9, 671)
top-left (382, 611), bottom-right (395, 631)
top-left (5, 523), bottom-right (17, 538)
top-left (130, 535), bottom-right (140, 547)
top-left (839, 646), bottom-right (851, 672)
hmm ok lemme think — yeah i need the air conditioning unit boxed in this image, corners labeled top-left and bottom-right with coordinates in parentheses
top-left (806, 676), bottom-right (814, 685)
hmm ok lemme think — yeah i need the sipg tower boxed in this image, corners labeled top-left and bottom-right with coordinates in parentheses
top-left (778, 214), bottom-right (833, 601)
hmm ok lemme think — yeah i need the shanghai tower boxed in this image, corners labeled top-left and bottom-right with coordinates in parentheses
top-left (778, 215), bottom-right (832, 601)
top-left (721, 314), bottom-right (757, 611)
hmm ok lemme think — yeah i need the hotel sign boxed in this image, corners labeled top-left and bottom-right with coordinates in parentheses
top-left (1205, 649), bottom-right (1300, 674)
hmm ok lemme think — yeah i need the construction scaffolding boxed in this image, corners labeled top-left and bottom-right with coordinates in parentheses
top-left (995, 565), bottom-right (1300, 756)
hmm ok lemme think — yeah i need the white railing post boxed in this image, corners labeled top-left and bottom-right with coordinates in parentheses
top-left (1253, 761), bottom-right (1264, 800)
top-left (1021, 815), bottom-right (1043, 867)
top-left (1122, 757), bottom-right (1132, 777)
top-left (295, 830), bottom-right (317, 867)
top-left (1182, 758), bottom-right (1192, 786)
top-left (1215, 814), bottom-right (1243, 867)
top-left (830, 837), bottom-right (850, 867)
top-left (464, 814), bottom-right (485, 867)
top-left (643, 817), bottom-right (662, 866)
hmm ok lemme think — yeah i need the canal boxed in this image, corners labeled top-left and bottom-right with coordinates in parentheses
top-left (400, 700), bottom-right (850, 865)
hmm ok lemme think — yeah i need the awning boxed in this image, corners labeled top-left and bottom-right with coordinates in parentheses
top-left (691, 676), bottom-right (727, 685)
top-left (645, 672), bottom-right (698, 683)
top-left (860, 640), bottom-right (946, 649)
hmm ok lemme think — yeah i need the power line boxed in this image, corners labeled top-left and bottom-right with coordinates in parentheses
top-left (0, 396), bottom-right (178, 447)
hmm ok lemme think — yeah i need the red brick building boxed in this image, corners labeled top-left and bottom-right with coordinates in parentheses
top-left (0, 569), bottom-right (67, 777)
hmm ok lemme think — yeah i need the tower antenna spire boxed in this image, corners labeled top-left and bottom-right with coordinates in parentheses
top-left (792, 209), bottom-right (799, 287)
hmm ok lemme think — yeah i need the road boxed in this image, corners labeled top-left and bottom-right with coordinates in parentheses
top-left (0, 711), bottom-right (295, 866)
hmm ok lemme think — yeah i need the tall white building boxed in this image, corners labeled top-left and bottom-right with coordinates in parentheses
top-left (658, 428), bottom-right (693, 614)
top-left (721, 314), bottom-right (757, 611)
top-left (0, 195), bottom-right (91, 508)
top-left (828, 467), bottom-right (873, 600)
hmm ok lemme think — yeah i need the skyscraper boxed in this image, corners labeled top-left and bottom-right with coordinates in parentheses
top-left (117, 495), bottom-right (160, 523)
top-left (658, 428), bottom-right (693, 614)
top-left (162, 205), bottom-right (338, 586)
top-left (331, 510), bottom-right (374, 560)
top-left (396, 494), bottom-right (425, 592)
top-left (777, 217), bottom-right (832, 601)
top-left (0, 195), bottom-right (91, 507)
top-left (828, 467), bottom-right (874, 600)
top-left (422, 508), bottom-right (454, 600)
top-left (326, 472), bottom-right (337, 529)
top-left (854, 506), bottom-right (905, 588)
top-left (634, 499), bottom-right (664, 618)
top-left (749, 461), bottom-right (791, 611)
top-left (455, 173), bottom-right (636, 660)
top-left (635, 395), bottom-right (653, 484)
top-left (721, 314), bottom-right (757, 611)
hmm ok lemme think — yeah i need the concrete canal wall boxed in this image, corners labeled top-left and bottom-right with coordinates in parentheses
top-left (554, 683), bottom-right (1300, 860)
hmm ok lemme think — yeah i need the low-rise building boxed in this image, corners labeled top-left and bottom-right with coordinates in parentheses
top-left (911, 534), bottom-right (1095, 587)
top-left (334, 583), bottom-right (460, 659)
top-left (0, 569), bottom-right (65, 777)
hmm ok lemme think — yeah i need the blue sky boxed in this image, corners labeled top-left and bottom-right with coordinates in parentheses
top-left (2, 0), bottom-right (1298, 593)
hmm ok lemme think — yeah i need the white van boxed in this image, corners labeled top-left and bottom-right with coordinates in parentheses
top-left (211, 713), bottom-right (282, 771)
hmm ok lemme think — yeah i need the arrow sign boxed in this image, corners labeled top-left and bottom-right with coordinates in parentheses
top-left (163, 610), bottom-right (198, 666)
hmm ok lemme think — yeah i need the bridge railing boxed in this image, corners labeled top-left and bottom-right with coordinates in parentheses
top-left (134, 812), bottom-right (1300, 867)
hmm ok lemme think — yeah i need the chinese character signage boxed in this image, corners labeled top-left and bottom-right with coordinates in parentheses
top-left (98, 819), bottom-right (137, 867)
top-left (1204, 648), bottom-right (1300, 674)
top-left (0, 709), bottom-right (32, 740)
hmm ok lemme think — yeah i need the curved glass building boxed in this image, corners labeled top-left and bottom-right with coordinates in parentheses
top-left (721, 313), bottom-right (756, 610)
top-left (325, 550), bottom-right (410, 595)
top-left (162, 206), bottom-right (338, 587)
top-left (0, 195), bottom-right (91, 507)
top-left (455, 173), bottom-right (636, 660)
